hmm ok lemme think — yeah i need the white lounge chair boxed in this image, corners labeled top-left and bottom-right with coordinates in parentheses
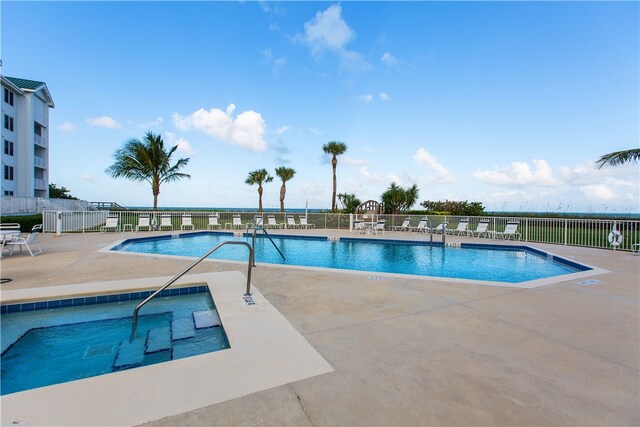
top-left (448, 220), bottom-right (468, 235)
top-left (299, 216), bottom-right (315, 229)
top-left (100, 216), bottom-right (120, 233)
top-left (391, 218), bottom-right (411, 232)
top-left (228, 214), bottom-right (245, 229)
top-left (5, 232), bottom-right (42, 257)
top-left (266, 215), bottom-right (283, 229)
top-left (494, 221), bottom-right (520, 240)
top-left (286, 215), bottom-right (299, 229)
top-left (469, 220), bottom-right (490, 238)
top-left (354, 221), bottom-right (367, 234)
top-left (208, 214), bottom-right (221, 230)
top-left (432, 222), bottom-right (448, 234)
top-left (253, 215), bottom-right (264, 228)
top-left (159, 214), bottom-right (173, 231)
top-left (372, 220), bottom-right (386, 235)
top-left (411, 219), bottom-right (429, 233)
top-left (135, 215), bottom-right (151, 232)
top-left (181, 214), bottom-right (195, 231)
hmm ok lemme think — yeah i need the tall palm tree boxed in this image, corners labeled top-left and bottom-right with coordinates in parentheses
top-left (403, 184), bottom-right (420, 211)
top-left (106, 131), bottom-right (190, 210)
top-left (322, 141), bottom-right (347, 212)
top-left (245, 169), bottom-right (273, 212)
top-left (275, 166), bottom-right (296, 212)
top-left (595, 149), bottom-right (640, 168)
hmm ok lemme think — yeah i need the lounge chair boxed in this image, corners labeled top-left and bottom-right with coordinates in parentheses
top-left (372, 220), bottom-right (386, 235)
top-left (135, 215), bottom-right (151, 232)
top-left (354, 220), bottom-right (367, 234)
top-left (181, 214), bottom-right (195, 231)
top-left (493, 221), bottom-right (520, 240)
top-left (228, 214), bottom-right (245, 229)
top-left (447, 220), bottom-right (468, 235)
top-left (391, 218), bottom-right (411, 232)
top-left (5, 231), bottom-right (42, 257)
top-left (253, 215), bottom-right (264, 228)
top-left (266, 215), bottom-right (283, 229)
top-left (100, 216), bottom-right (120, 233)
top-left (159, 214), bottom-right (173, 231)
top-left (411, 219), bottom-right (429, 233)
top-left (299, 216), bottom-right (315, 229)
top-left (468, 220), bottom-right (490, 238)
top-left (432, 222), bottom-right (448, 234)
top-left (208, 214), bottom-right (221, 230)
top-left (286, 215), bottom-right (299, 229)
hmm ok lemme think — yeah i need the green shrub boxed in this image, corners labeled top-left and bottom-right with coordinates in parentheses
top-left (1, 214), bottom-right (43, 232)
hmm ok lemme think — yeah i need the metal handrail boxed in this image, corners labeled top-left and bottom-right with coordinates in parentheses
top-left (250, 226), bottom-right (286, 265)
top-left (131, 240), bottom-right (254, 337)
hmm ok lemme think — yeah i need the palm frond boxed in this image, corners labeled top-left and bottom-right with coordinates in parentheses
top-left (595, 149), bottom-right (640, 169)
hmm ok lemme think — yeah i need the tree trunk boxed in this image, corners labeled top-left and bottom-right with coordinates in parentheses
top-left (258, 185), bottom-right (263, 212)
top-left (331, 156), bottom-right (338, 212)
top-left (280, 183), bottom-right (286, 212)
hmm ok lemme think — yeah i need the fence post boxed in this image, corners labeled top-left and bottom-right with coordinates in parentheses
top-left (525, 218), bottom-right (528, 242)
top-left (564, 219), bottom-right (568, 245)
top-left (56, 211), bottom-right (62, 236)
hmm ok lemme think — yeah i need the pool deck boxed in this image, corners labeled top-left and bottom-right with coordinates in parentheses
top-left (1, 229), bottom-right (639, 426)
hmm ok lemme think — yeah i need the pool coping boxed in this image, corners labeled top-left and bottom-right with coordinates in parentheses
top-left (100, 232), bottom-right (609, 289)
top-left (0, 271), bottom-right (334, 426)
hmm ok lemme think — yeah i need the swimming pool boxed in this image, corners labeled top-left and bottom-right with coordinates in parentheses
top-left (1, 286), bottom-right (229, 395)
top-left (112, 232), bottom-right (590, 283)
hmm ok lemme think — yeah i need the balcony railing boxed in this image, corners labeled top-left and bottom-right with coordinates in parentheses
top-left (34, 178), bottom-right (47, 190)
top-left (34, 155), bottom-right (47, 168)
top-left (34, 134), bottom-right (47, 148)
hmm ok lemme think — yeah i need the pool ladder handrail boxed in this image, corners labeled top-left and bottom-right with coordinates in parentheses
top-left (425, 219), bottom-right (446, 245)
top-left (250, 226), bottom-right (286, 265)
top-left (131, 240), bottom-right (254, 337)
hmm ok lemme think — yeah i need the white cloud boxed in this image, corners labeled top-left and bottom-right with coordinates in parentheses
top-left (474, 159), bottom-right (561, 187)
top-left (164, 131), bottom-right (195, 155)
top-left (300, 4), bottom-right (370, 72)
top-left (381, 52), bottom-right (398, 66)
top-left (581, 185), bottom-right (617, 200)
top-left (86, 116), bottom-right (122, 129)
top-left (275, 126), bottom-right (291, 135)
top-left (412, 148), bottom-right (457, 183)
top-left (378, 92), bottom-right (390, 101)
top-left (342, 156), bottom-right (367, 166)
top-left (172, 104), bottom-right (267, 151)
top-left (137, 116), bottom-right (163, 129)
top-left (262, 49), bottom-right (287, 74)
top-left (359, 166), bottom-right (380, 183)
top-left (359, 94), bottom-right (373, 103)
top-left (57, 121), bottom-right (77, 132)
top-left (388, 172), bottom-right (404, 185)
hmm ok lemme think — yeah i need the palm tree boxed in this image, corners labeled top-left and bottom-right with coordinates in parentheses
top-left (106, 131), bottom-right (190, 210)
top-left (245, 169), bottom-right (273, 212)
top-left (337, 192), bottom-right (361, 214)
top-left (381, 183), bottom-right (420, 215)
top-left (322, 141), bottom-right (347, 212)
top-left (275, 166), bottom-right (296, 212)
top-left (595, 149), bottom-right (640, 168)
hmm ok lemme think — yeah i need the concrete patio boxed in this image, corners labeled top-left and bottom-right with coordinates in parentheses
top-left (1, 230), bottom-right (638, 426)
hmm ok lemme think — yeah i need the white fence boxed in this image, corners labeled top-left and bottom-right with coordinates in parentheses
top-left (1, 196), bottom-right (96, 214)
top-left (39, 210), bottom-right (640, 252)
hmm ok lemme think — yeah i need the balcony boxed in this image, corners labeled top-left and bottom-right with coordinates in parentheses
top-left (34, 134), bottom-right (47, 148)
top-left (34, 155), bottom-right (47, 169)
top-left (34, 178), bottom-right (47, 190)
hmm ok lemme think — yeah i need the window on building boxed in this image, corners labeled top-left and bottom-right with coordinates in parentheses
top-left (4, 88), bottom-right (14, 106)
top-left (4, 139), bottom-right (14, 156)
top-left (4, 190), bottom-right (14, 196)
top-left (4, 114), bottom-right (14, 132)
top-left (4, 165), bottom-right (14, 181)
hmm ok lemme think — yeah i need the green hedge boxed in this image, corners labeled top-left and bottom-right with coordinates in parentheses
top-left (1, 214), bottom-right (42, 232)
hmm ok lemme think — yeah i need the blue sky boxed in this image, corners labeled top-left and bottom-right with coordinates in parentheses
top-left (2, 1), bottom-right (639, 212)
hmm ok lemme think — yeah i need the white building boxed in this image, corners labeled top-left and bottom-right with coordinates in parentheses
top-left (1, 76), bottom-right (54, 198)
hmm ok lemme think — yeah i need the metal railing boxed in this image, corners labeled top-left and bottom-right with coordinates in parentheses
top-left (131, 240), bottom-right (254, 337)
top-left (250, 226), bottom-right (286, 264)
top-left (38, 210), bottom-right (640, 252)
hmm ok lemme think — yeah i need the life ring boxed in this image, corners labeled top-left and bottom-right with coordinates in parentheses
top-left (608, 230), bottom-right (623, 246)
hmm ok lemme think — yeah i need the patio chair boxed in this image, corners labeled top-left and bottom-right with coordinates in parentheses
top-left (286, 215), bottom-right (299, 229)
top-left (135, 215), bottom-right (151, 232)
top-left (253, 215), bottom-right (264, 228)
top-left (447, 220), bottom-right (468, 235)
top-left (100, 216), bottom-right (120, 233)
top-left (493, 221), bottom-right (520, 240)
top-left (159, 214), bottom-right (173, 231)
top-left (372, 220), bottom-right (386, 235)
top-left (230, 214), bottom-right (245, 229)
top-left (432, 222), bottom-right (448, 234)
top-left (5, 232), bottom-right (42, 257)
top-left (208, 214), bottom-right (221, 230)
top-left (181, 214), bottom-right (195, 231)
top-left (391, 218), bottom-right (411, 232)
top-left (469, 220), bottom-right (490, 238)
top-left (298, 216), bottom-right (315, 229)
top-left (266, 215), bottom-right (283, 229)
top-left (410, 219), bottom-right (429, 233)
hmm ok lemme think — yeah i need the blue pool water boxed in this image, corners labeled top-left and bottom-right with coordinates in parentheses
top-left (1, 289), bottom-right (229, 395)
top-left (113, 233), bottom-right (588, 283)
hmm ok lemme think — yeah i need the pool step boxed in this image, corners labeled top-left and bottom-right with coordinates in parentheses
top-left (146, 326), bottom-right (171, 353)
top-left (171, 318), bottom-right (195, 341)
top-left (114, 339), bottom-right (146, 369)
top-left (193, 309), bottom-right (221, 329)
